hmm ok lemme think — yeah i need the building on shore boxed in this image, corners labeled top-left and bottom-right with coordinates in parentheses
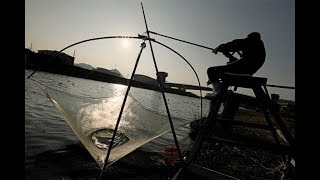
top-left (133, 74), bottom-right (157, 85)
top-left (156, 72), bottom-right (168, 86)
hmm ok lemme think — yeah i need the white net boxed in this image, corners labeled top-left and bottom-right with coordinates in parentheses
top-left (38, 79), bottom-right (201, 168)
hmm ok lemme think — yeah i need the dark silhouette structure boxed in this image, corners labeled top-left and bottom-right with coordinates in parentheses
top-left (156, 72), bottom-right (168, 86)
top-left (186, 34), bottom-right (295, 178)
top-left (25, 49), bottom-right (75, 68)
top-left (207, 32), bottom-right (266, 93)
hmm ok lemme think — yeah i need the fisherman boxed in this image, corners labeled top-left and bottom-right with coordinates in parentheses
top-left (207, 32), bottom-right (266, 95)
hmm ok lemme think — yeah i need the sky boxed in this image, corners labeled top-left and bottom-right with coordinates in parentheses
top-left (25, 0), bottom-right (295, 101)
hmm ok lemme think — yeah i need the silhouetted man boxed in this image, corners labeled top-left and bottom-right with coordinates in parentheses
top-left (207, 32), bottom-right (266, 94)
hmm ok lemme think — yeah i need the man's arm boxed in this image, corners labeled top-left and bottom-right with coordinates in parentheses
top-left (217, 39), bottom-right (247, 53)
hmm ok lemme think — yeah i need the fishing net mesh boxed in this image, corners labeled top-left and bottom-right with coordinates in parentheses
top-left (31, 76), bottom-right (203, 168)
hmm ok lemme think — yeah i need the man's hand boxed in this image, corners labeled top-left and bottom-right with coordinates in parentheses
top-left (212, 44), bottom-right (224, 54)
top-left (212, 48), bottom-right (218, 54)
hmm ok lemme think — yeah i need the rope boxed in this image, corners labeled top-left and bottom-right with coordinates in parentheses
top-left (151, 39), bottom-right (203, 120)
top-left (148, 31), bottom-right (296, 91)
top-left (148, 31), bottom-right (214, 51)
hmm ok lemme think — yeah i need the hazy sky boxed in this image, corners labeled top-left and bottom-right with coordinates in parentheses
top-left (25, 0), bottom-right (295, 101)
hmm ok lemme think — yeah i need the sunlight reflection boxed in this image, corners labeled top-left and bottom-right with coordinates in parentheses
top-left (78, 95), bottom-right (133, 135)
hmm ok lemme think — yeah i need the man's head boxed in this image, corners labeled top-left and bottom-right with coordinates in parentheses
top-left (247, 32), bottom-right (261, 40)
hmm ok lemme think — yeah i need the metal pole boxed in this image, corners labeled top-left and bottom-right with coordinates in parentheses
top-left (99, 42), bottom-right (146, 179)
top-left (141, 2), bottom-right (184, 161)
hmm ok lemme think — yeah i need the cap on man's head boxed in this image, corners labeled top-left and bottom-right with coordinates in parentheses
top-left (247, 32), bottom-right (261, 39)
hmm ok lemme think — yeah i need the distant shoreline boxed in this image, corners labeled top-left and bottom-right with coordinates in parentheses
top-left (25, 65), bottom-right (202, 98)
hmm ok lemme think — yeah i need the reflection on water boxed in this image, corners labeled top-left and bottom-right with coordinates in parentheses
top-left (25, 70), bottom-right (212, 178)
top-left (45, 84), bottom-right (195, 168)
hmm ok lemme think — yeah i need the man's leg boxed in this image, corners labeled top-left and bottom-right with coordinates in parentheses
top-left (207, 66), bottom-right (225, 94)
top-left (206, 66), bottom-right (225, 127)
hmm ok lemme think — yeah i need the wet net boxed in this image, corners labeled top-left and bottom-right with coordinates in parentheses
top-left (31, 75), bottom-right (205, 169)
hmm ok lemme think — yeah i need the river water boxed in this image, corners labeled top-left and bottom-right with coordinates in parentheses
top-left (25, 69), bottom-right (214, 179)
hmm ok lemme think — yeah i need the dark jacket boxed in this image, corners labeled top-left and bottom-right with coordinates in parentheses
top-left (217, 35), bottom-right (266, 73)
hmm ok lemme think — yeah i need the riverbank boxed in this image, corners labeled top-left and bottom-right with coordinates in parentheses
top-left (25, 111), bottom-right (295, 180)
top-left (26, 65), bottom-right (201, 98)
top-left (25, 68), bottom-right (295, 179)
top-left (188, 109), bottom-right (296, 180)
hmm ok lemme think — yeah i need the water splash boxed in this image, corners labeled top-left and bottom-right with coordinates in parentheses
top-left (42, 84), bottom-right (191, 168)
top-left (91, 128), bottom-right (130, 150)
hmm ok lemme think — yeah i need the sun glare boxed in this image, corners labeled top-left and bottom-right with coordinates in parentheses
top-left (122, 39), bottom-right (130, 48)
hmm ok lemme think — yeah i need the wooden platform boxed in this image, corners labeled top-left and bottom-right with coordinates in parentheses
top-left (184, 73), bottom-right (295, 179)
